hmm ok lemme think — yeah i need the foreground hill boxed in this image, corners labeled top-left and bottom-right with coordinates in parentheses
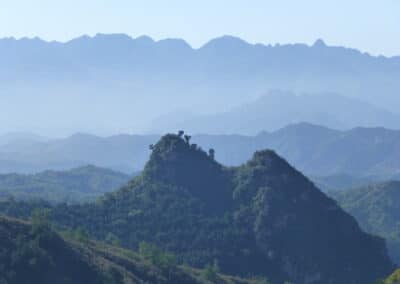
top-left (0, 216), bottom-right (258, 284)
top-left (329, 181), bottom-right (400, 264)
top-left (1, 34), bottom-right (400, 135)
top-left (0, 165), bottom-right (131, 203)
top-left (12, 133), bottom-right (390, 283)
top-left (2, 124), bottom-right (400, 182)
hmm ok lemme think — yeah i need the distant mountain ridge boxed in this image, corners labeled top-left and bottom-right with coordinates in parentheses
top-left (1, 124), bottom-right (400, 181)
top-left (1, 34), bottom-right (399, 135)
top-left (150, 91), bottom-right (400, 134)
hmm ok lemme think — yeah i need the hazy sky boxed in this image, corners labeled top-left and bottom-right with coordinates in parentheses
top-left (0, 0), bottom-right (399, 56)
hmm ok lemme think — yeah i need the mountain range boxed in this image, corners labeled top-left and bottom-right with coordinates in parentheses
top-left (1, 124), bottom-right (400, 185)
top-left (1, 34), bottom-right (399, 135)
top-left (149, 91), bottom-right (400, 134)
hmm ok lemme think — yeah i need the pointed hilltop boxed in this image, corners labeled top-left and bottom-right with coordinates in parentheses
top-left (142, 133), bottom-right (233, 213)
top-left (0, 133), bottom-right (395, 283)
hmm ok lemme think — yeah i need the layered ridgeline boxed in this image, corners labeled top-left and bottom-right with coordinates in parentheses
top-left (0, 165), bottom-right (131, 203)
top-left (1, 35), bottom-right (400, 135)
top-left (2, 124), bottom-right (400, 184)
top-left (150, 91), bottom-right (400, 135)
top-left (330, 181), bottom-right (400, 265)
top-left (11, 133), bottom-right (389, 284)
top-left (0, 216), bottom-right (258, 284)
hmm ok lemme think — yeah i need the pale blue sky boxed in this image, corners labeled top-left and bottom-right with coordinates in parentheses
top-left (0, 0), bottom-right (399, 56)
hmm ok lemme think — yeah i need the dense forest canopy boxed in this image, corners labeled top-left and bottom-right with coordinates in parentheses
top-left (0, 216), bottom-right (265, 284)
top-left (329, 181), bottom-right (400, 265)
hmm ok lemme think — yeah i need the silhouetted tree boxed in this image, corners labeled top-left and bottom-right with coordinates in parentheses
top-left (184, 135), bottom-right (191, 144)
top-left (208, 148), bottom-right (215, 160)
top-left (149, 144), bottom-right (154, 150)
top-left (178, 130), bottom-right (184, 138)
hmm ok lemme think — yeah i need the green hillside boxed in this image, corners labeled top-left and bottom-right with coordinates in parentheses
top-left (0, 216), bottom-right (260, 284)
top-left (0, 165), bottom-right (131, 203)
top-left (329, 181), bottom-right (400, 264)
top-left (0, 133), bottom-right (394, 283)
top-left (51, 134), bottom-right (395, 283)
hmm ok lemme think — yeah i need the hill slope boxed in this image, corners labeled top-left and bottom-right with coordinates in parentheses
top-left (38, 134), bottom-right (394, 284)
top-left (0, 216), bottom-right (258, 284)
top-left (0, 165), bottom-right (131, 203)
top-left (329, 181), bottom-right (400, 264)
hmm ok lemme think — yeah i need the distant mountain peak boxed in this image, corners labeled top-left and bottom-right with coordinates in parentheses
top-left (133, 35), bottom-right (155, 44)
top-left (313, 38), bottom-right (327, 48)
top-left (200, 35), bottom-right (250, 50)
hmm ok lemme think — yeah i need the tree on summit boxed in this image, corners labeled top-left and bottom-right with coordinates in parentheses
top-left (184, 135), bottom-right (191, 144)
top-left (208, 148), bottom-right (215, 160)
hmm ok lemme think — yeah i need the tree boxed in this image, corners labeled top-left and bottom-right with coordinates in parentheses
top-left (201, 261), bottom-right (221, 283)
top-left (139, 242), bottom-right (177, 272)
top-left (149, 144), bottom-right (154, 150)
top-left (105, 232), bottom-right (121, 246)
top-left (31, 208), bottom-right (51, 232)
top-left (184, 135), bottom-right (191, 144)
top-left (208, 148), bottom-right (215, 160)
top-left (178, 130), bottom-right (184, 137)
top-left (74, 227), bottom-right (90, 244)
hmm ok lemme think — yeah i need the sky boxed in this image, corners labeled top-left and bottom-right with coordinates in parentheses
top-left (0, 0), bottom-right (399, 56)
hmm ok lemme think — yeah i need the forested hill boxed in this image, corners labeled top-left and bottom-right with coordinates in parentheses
top-left (1, 133), bottom-right (392, 284)
top-left (0, 165), bottom-right (131, 203)
top-left (329, 181), bottom-right (400, 265)
top-left (0, 216), bottom-right (260, 284)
